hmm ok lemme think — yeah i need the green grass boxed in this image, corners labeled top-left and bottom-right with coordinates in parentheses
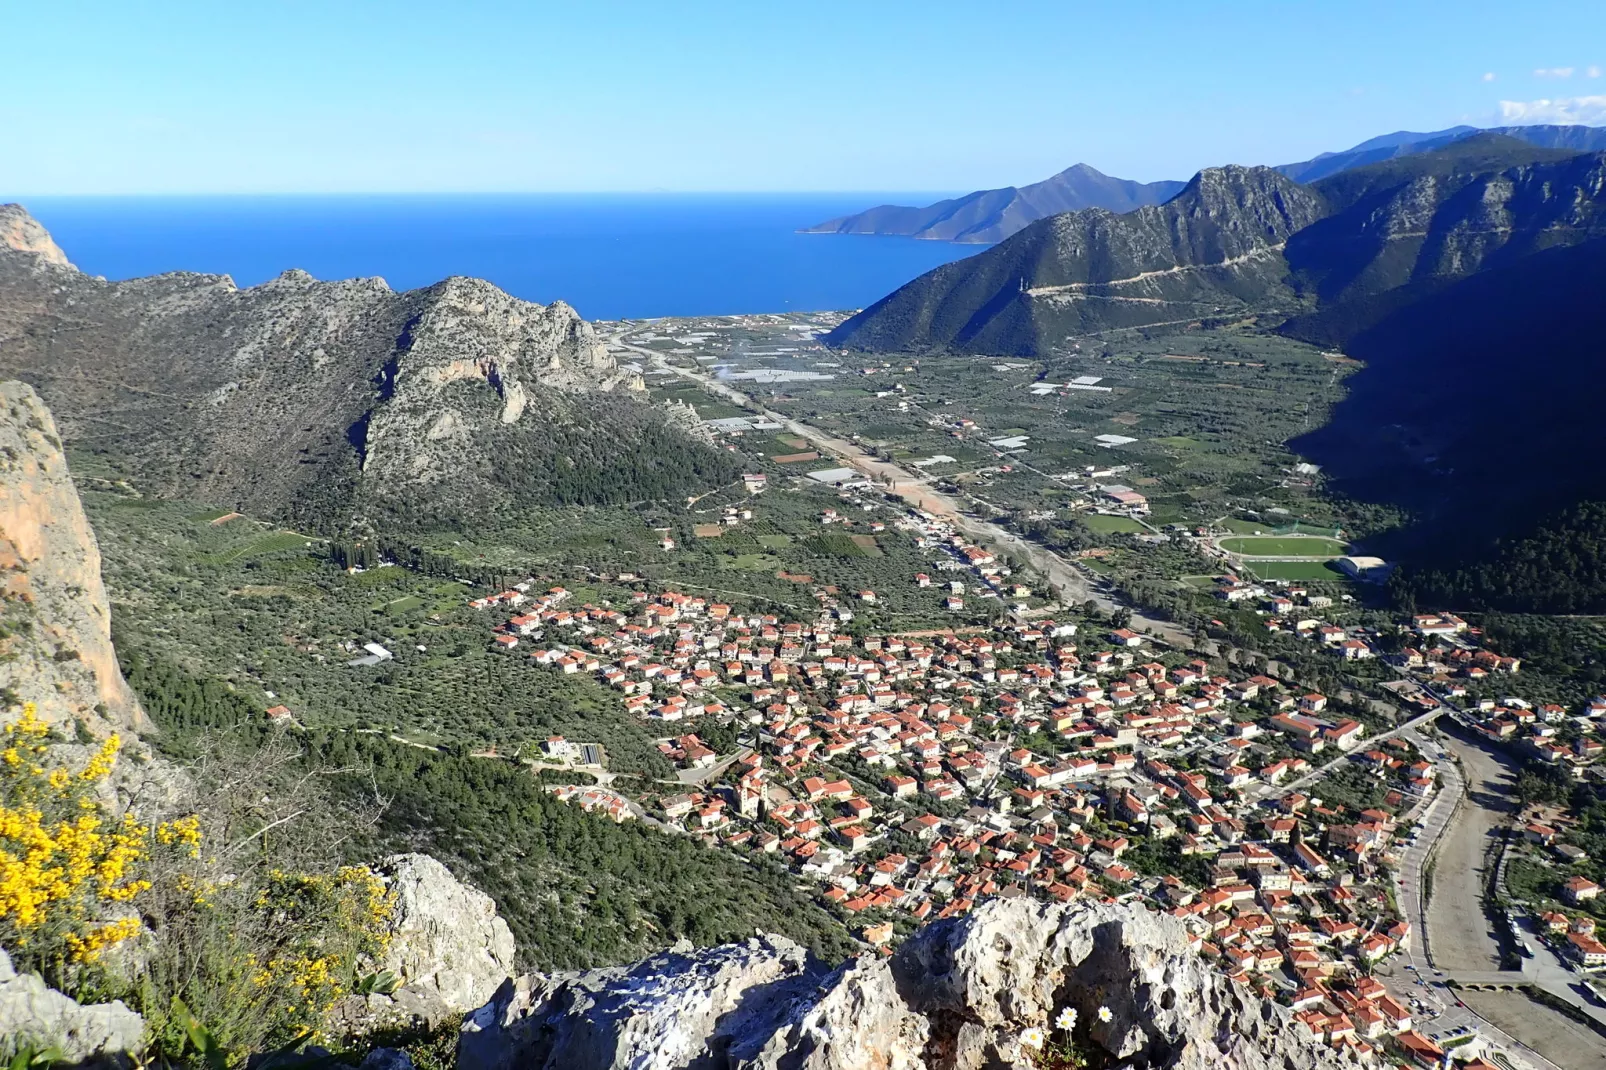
top-left (379, 595), bottom-right (426, 616)
top-left (1241, 560), bottom-right (1347, 581)
top-left (757, 534), bottom-right (792, 548)
top-left (202, 530), bottom-right (317, 565)
top-left (1219, 535), bottom-right (1346, 557)
top-left (727, 553), bottom-right (781, 571)
top-left (1152, 436), bottom-right (1202, 448)
top-left (1081, 514), bottom-right (1147, 534)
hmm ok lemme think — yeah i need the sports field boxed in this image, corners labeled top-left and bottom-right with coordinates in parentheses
top-left (1082, 514), bottom-right (1147, 534)
top-left (1219, 536), bottom-right (1346, 557)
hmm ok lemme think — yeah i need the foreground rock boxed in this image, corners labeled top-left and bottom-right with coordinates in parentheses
top-left (460, 898), bottom-right (1356, 1070)
top-left (0, 380), bottom-right (146, 737)
top-left (0, 948), bottom-right (144, 1062)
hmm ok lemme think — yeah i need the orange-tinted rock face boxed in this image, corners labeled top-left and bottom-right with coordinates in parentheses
top-left (0, 380), bottom-right (145, 735)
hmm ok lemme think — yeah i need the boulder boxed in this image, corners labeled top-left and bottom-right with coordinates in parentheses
top-left (377, 853), bottom-right (517, 1013)
top-left (0, 948), bottom-right (144, 1062)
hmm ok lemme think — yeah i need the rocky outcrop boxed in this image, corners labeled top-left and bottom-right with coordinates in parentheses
top-left (378, 853), bottom-right (518, 1012)
top-left (0, 206), bottom-right (723, 528)
top-left (0, 948), bottom-right (144, 1062)
top-left (459, 898), bottom-right (1356, 1070)
top-left (0, 204), bottom-right (70, 269)
top-left (0, 380), bottom-right (145, 735)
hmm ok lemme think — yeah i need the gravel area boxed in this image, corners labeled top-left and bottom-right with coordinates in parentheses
top-left (1459, 990), bottom-right (1606, 1070)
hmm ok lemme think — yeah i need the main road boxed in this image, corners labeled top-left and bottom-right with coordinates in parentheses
top-left (613, 329), bottom-right (1191, 646)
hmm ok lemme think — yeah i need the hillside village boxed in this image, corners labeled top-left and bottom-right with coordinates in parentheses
top-left (441, 488), bottom-right (1605, 1066)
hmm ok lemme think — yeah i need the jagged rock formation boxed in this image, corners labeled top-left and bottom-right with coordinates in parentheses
top-left (0, 948), bottom-right (145, 1062)
top-left (0, 208), bottom-right (730, 528)
top-left (459, 898), bottom-right (1355, 1070)
top-left (0, 380), bottom-right (145, 735)
top-left (378, 853), bottom-right (518, 1012)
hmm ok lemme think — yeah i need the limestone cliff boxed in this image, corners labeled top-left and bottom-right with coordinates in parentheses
top-left (460, 898), bottom-right (1357, 1070)
top-left (0, 380), bottom-right (145, 735)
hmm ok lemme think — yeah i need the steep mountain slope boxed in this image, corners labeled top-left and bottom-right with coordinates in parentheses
top-left (0, 205), bottom-right (733, 529)
top-left (826, 166), bottom-right (1326, 354)
top-left (0, 380), bottom-right (145, 735)
top-left (801, 164), bottom-right (1188, 244)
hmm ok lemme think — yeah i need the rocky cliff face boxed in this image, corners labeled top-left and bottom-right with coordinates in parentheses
top-left (460, 898), bottom-right (1356, 1070)
top-left (0, 207), bottom-right (721, 528)
top-left (0, 947), bottom-right (144, 1062)
top-left (0, 380), bottom-right (144, 735)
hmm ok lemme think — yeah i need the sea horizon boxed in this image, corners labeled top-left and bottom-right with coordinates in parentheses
top-left (14, 192), bottom-right (982, 321)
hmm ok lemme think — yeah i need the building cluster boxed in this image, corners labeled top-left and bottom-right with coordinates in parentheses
top-left (458, 521), bottom-right (1485, 1054)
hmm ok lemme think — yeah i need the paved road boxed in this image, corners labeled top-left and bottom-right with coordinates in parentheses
top-left (1240, 706), bottom-right (1443, 805)
top-left (615, 330), bottom-right (1191, 646)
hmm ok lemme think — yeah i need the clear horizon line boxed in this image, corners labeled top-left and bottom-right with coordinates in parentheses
top-left (5, 189), bottom-right (971, 200)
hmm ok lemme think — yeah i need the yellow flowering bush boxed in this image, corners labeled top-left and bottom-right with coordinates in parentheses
top-left (3, 707), bottom-right (401, 1064)
top-left (0, 704), bottom-right (197, 978)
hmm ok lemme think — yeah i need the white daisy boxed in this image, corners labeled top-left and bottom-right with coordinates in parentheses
top-left (1020, 1027), bottom-right (1046, 1049)
top-left (1056, 1006), bottom-right (1078, 1032)
top-left (1097, 1005), bottom-right (1114, 1023)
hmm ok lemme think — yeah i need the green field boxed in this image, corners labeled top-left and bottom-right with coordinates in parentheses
top-left (1081, 514), bottom-right (1148, 534)
top-left (1241, 560), bottom-right (1347, 581)
top-left (1220, 536), bottom-right (1346, 557)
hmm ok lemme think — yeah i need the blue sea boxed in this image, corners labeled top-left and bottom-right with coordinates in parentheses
top-left (17, 194), bottom-right (983, 321)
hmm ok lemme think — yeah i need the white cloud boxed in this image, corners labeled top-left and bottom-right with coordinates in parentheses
top-left (1499, 95), bottom-right (1606, 124)
top-left (1589, 65), bottom-right (1602, 78)
top-left (1533, 67), bottom-right (1575, 78)
top-left (1482, 72), bottom-right (1496, 82)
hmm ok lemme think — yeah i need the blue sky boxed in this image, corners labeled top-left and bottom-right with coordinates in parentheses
top-left (4, 0), bottom-right (1604, 194)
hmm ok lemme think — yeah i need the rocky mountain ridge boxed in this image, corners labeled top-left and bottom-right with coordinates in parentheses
top-left (803, 124), bottom-right (1606, 245)
top-left (0, 205), bottom-right (724, 529)
top-left (827, 134), bottom-right (1606, 355)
